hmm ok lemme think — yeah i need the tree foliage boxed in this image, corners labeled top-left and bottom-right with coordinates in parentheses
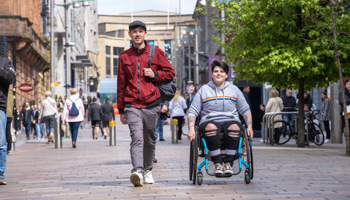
top-left (210, 0), bottom-right (350, 91)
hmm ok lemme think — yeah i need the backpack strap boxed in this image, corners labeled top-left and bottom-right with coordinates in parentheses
top-left (148, 46), bottom-right (157, 68)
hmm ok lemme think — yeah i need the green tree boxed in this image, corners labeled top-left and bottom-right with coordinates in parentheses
top-left (208, 0), bottom-right (350, 149)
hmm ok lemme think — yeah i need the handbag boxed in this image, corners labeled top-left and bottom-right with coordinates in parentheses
top-left (148, 46), bottom-right (176, 102)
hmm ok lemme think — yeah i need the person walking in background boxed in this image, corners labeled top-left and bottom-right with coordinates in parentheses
top-left (155, 101), bottom-right (169, 142)
top-left (258, 103), bottom-right (265, 142)
top-left (5, 85), bottom-right (13, 155)
top-left (39, 91), bottom-right (57, 144)
top-left (20, 102), bottom-right (34, 140)
top-left (242, 85), bottom-right (252, 109)
top-left (266, 89), bottom-right (284, 143)
top-left (321, 91), bottom-right (331, 143)
top-left (117, 20), bottom-right (175, 187)
top-left (35, 106), bottom-right (45, 140)
top-left (169, 91), bottom-right (187, 141)
top-left (339, 78), bottom-right (350, 136)
top-left (88, 97), bottom-right (103, 140)
top-left (101, 98), bottom-right (115, 139)
top-left (32, 105), bottom-right (39, 139)
top-left (0, 57), bottom-right (16, 185)
top-left (63, 88), bottom-right (85, 148)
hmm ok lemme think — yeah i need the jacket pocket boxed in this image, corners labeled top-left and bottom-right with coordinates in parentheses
top-left (124, 62), bottom-right (136, 78)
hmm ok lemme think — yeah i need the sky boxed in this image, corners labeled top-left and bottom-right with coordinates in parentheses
top-left (98, 0), bottom-right (198, 15)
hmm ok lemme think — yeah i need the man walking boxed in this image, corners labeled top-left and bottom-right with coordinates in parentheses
top-left (117, 20), bottom-right (175, 187)
top-left (0, 57), bottom-right (16, 185)
top-left (88, 97), bottom-right (103, 139)
top-left (101, 98), bottom-right (115, 139)
top-left (20, 102), bottom-right (34, 140)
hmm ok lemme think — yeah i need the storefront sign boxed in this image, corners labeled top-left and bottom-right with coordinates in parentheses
top-left (19, 83), bottom-right (33, 92)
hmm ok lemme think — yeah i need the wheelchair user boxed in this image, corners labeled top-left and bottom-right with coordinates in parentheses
top-left (187, 60), bottom-right (253, 176)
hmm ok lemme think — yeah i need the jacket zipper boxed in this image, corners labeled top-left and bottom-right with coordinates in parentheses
top-left (137, 49), bottom-right (140, 108)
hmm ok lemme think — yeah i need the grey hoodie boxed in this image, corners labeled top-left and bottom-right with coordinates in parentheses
top-left (188, 81), bottom-right (251, 125)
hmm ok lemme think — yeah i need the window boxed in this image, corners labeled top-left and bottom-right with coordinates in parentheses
top-left (106, 58), bottom-right (111, 77)
top-left (113, 58), bottom-right (118, 76)
top-left (112, 47), bottom-right (124, 76)
top-left (164, 40), bottom-right (171, 58)
top-left (106, 45), bottom-right (111, 55)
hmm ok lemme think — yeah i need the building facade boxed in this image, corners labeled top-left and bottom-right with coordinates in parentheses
top-left (0, 0), bottom-right (50, 110)
top-left (98, 11), bottom-right (196, 99)
top-left (54, 0), bottom-right (98, 99)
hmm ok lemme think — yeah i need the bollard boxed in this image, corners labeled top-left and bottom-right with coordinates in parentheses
top-left (54, 116), bottom-right (62, 149)
top-left (171, 119), bottom-right (178, 144)
top-left (11, 133), bottom-right (16, 151)
top-left (109, 121), bottom-right (116, 146)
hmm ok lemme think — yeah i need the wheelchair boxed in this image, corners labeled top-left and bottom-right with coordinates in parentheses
top-left (189, 121), bottom-right (254, 185)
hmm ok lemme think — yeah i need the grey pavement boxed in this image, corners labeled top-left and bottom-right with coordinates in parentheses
top-left (1, 116), bottom-right (350, 200)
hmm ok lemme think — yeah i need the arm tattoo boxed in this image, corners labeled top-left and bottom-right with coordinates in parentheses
top-left (188, 116), bottom-right (196, 129)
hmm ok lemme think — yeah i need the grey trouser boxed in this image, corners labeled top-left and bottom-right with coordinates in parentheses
top-left (125, 105), bottom-right (161, 173)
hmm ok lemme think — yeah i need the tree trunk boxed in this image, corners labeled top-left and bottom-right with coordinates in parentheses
top-left (297, 78), bottom-right (305, 147)
top-left (330, 81), bottom-right (343, 143)
top-left (330, 0), bottom-right (350, 156)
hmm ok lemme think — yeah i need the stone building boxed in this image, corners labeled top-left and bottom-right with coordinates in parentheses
top-left (0, 0), bottom-right (50, 110)
top-left (54, 0), bottom-right (98, 99)
top-left (98, 10), bottom-right (196, 101)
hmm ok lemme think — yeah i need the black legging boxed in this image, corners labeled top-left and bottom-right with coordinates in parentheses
top-left (323, 120), bottom-right (331, 140)
top-left (6, 117), bottom-right (12, 151)
top-left (172, 116), bottom-right (184, 140)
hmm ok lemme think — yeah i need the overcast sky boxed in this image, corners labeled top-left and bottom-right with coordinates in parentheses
top-left (98, 0), bottom-right (197, 15)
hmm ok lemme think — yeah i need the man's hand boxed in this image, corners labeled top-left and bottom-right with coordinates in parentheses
top-left (144, 68), bottom-right (155, 78)
top-left (120, 114), bottom-right (127, 125)
top-left (161, 105), bottom-right (168, 113)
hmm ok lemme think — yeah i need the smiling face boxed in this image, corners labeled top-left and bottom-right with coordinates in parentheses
top-left (128, 26), bottom-right (147, 47)
top-left (211, 66), bottom-right (227, 86)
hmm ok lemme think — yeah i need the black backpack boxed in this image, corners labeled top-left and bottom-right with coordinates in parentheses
top-left (148, 46), bottom-right (176, 102)
top-left (0, 57), bottom-right (16, 86)
top-left (68, 98), bottom-right (80, 116)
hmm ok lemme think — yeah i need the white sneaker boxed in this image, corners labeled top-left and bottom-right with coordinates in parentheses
top-left (324, 139), bottom-right (330, 143)
top-left (144, 170), bottom-right (155, 184)
top-left (130, 171), bottom-right (143, 187)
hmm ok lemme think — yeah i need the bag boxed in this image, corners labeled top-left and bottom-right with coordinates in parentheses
top-left (148, 46), bottom-right (176, 102)
top-left (0, 57), bottom-right (16, 86)
top-left (68, 98), bottom-right (80, 116)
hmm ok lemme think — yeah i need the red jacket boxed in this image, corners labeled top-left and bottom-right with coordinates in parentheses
top-left (117, 42), bottom-right (175, 114)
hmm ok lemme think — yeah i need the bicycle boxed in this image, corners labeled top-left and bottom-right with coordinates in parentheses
top-left (273, 110), bottom-right (325, 146)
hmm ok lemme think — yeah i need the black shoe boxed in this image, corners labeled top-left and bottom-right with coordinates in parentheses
top-left (153, 158), bottom-right (158, 163)
top-left (159, 139), bottom-right (165, 141)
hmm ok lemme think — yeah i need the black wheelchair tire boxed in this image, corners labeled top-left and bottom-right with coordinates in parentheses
top-left (309, 123), bottom-right (325, 146)
top-left (247, 137), bottom-right (254, 180)
top-left (197, 171), bottom-right (203, 186)
top-left (189, 140), bottom-right (194, 181)
top-left (190, 138), bottom-right (198, 185)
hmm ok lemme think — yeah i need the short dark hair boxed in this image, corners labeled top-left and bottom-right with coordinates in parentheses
top-left (93, 97), bottom-right (97, 102)
top-left (243, 85), bottom-right (250, 89)
top-left (105, 98), bottom-right (109, 103)
top-left (211, 60), bottom-right (229, 74)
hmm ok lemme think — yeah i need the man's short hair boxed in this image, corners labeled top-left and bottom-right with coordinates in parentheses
top-left (129, 20), bottom-right (147, 31)
top-left (93, 97), bottom-right (97, 102)
top-left (105, 98), bottom-right (109, 103)
top-left (243, 85), bottom-right (250, 89)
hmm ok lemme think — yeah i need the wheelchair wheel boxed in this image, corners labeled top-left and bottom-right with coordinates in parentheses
top-left (189, 138), bottom-right (198, 184)
top-left (242, 129), bottom-right (253, 181)
top-left (244, 170), bottom-right (251, 184)
top-left (309, 123), bottom-right (324, 146)
top-left (273, 120), bottom-right (293, 145)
